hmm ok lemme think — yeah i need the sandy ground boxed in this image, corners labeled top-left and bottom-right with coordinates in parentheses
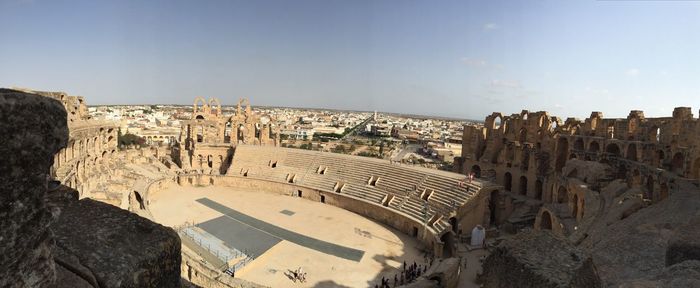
top-left (150, 185), bottom-right (431, 287)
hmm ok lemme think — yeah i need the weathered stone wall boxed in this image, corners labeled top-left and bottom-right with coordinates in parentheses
top-left (0, 89), bottom-right (181, 288)
top-left (479, 231), bottom-right (601, 288)
top-left (0, 88), bottom-right (68, 287)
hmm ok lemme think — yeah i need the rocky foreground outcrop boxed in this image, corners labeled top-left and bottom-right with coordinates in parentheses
top-left (0, 89), bottom-right (181, 287)
top-left (479, 230), bottom-right (601, 288)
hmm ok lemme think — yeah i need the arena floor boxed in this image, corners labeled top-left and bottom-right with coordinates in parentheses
top-left (149, 185), bottom-right (429, 287)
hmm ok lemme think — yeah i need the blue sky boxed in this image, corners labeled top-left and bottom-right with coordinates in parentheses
top-left (1, 0), bottom-right (699, 120)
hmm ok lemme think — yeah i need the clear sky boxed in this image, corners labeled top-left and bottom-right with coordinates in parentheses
top-left (1, 0), bottom-right (699, 120)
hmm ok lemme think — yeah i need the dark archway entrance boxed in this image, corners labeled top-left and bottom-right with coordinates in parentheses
top-left (555, 137), bottom-right (569, 172)
top-left (489, 190), bottom-right (500, 227)
top-left (626, 143), bottom-right (638, 162)
top-left (672, 152), bottom-right (685, 175)
top-left (471, 165), bottom-right (481, 178)
top-left (541, 210), bottom-right (553, 230)
top-left (557, 186), bottom-right (568, 203)
top-left (519, 176), bottom-right (528, 196)
top-left (441, 233), bottom-right (455, 258)
top-left (535, 179), bottom-right (543, 200)
top-left (504, 172), bottom-right (512, 191)
top-left (449, 217), bottom-right (458, 234)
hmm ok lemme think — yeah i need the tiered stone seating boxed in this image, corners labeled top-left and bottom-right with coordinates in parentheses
top-left (229, 145), bottom-right (486, 234)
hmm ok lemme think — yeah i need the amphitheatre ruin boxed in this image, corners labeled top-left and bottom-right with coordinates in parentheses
top-left (3, 87), bottom-right (700, 288)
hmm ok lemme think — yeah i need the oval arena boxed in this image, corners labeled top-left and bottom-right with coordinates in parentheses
top-left (140, 98), bottom-right (498, 287)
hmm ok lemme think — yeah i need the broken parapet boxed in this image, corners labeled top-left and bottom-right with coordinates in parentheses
top-left (479, 230), bottom-right (601, 288)
top-left (0, 89), bottom-right (181, 287)
top-left (0, 88), bottom-right (68, 287)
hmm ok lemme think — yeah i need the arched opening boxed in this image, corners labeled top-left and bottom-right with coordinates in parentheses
top-left (555, 137), bottom-right (569, 172)
top-left (489, 190), bottom-right (500, 227)
top-left (540, 210), bottom-right (553, 230)
top-left (557, 186), bottom-right (568, 203)
top-left (569, 153), bottom-right (577, 160)
top-left (574, 138), bottom-right (584, 151)
top-left (196, 126), bottom-right (204, 143)
top-left (572, 194), bottom-right (579, 219)
top-left (504, 172), bottom-right (512, 191)
top-left (195, 115), bottom-right (205, 120)
top-left (133, 191), bottom-right (145, 210)
top-left (606, 143), bottom-right (621, 157)
top-left (626, 143), bottom-right (638, 162)
top-left (440, 233), bottom-right (455, 258)
top-left (519, 176), bottom-right (528, 196)
top-left (471, 165), bottom-right (481, 178)
top-left (493, 115), bottom-right (502, 130)
top-left (207, 155), bottom-right (213, 168)
top-left (672, 152), bottom-right (684, 175)
top-left (449, 217), bottom-right (458, 234)
top-left (519, 128), bottom-right (527, 143)
top-left (224, 121), bottom-right (232, 143)
top-left (589, 141), bottom-right (600, 153)
top-left (645, 176), bottom-right (654, 200)
top-left (505, 145), bottom-right (515, 165)
top-left (535, 179), bottom-right (543, 200)
top-left (649, 126), bottom-right (660, 142)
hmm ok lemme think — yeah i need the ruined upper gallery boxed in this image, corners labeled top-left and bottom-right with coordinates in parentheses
top-left (0, 89), bottom-right (181, 288)
top-left (459, 108), bottom-right (700, 286)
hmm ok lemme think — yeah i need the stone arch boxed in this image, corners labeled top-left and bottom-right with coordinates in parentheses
top-left (519, 128), bottom-right (527, 143)
top-left (493, 114), bottom-right (503, 130)
top-left (606, 143), bottom-right (621, 157)
top-left (649, 125), bottom-right (661, 142)
top-left (504, 172), bottom-right (512, 191)
top-left (208, 98), bottom-right (221, 115)
top-left (540, 210), bottom-right (553, 230)
top-left (237, 98), bottom-right (251, 116)
top-left (555, 137), bottom-right (569, 172)
top-left (519, 176), bottom-right (528, 196)
top-left (471, 165), bottom-right (481, 178)
top-left (672, 152), bottom-right (684, 175)
top-left (589, 141), bottom-right (600, 153)
top-left (557, 186), bottom-right (568, 203)
top-left (193, 97), bottom-right (207, 114)
top-left (626, 143), bottom-right (638, 162)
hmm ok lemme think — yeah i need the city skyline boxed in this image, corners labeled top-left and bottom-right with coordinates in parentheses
top-left (1, 0), bottom-right (699, 119)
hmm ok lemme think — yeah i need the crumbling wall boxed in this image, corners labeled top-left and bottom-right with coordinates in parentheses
top-left (0, 88), bottom-right (68, 287)
top-left (479, 231), bottom-right (601, 288)
top-left (0, 89), bottom-right (181, 288)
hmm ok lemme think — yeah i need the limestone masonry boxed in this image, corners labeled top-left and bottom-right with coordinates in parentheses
top-left (3, 88), bottom-right (700, 287)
